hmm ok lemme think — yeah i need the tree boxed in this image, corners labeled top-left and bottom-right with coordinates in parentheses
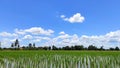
top-left (88, 45), bottom-right (98, 50)
top-left (43, 46), bottom-right (50, 50)
top-left (11, 43), bottom-right (14, 48)
top-left (100, 46), bottom-right (104, 50)
top-left (62, 46), bottom-right (71, 50)
top-left (15, 39), bottom-right (19, 48)
top-left (115, 46), bottom-right (119, 50)
top-left (18, 44), bottom-right (20, 48)
top-left (33, 43), bottom-right (36, 48)
top-left (71, 46), bottom-right (75, 50)
top-left (74, 45), bottom-right (84, 50)
top-left (52, 45), bottom-right (58, 50)
top-left (28, 43), bottom-right (32, 48)
top-left (48, 46), bottom-right (51, 50)
top-left (109, 47), bottom-right (114, 50)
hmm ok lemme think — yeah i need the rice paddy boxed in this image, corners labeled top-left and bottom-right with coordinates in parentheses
top-left (0, 51), bottom-right (119, 68)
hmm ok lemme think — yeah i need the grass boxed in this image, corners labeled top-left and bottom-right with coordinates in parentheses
top-left (0, 50), bottom-right (120, 68)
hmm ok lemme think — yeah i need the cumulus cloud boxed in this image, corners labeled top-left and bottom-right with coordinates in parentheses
top-left (0, 32), bottom-right (12, 37)
top-left (32, 36), bottom-right (50, 43)
top-left (57, 34), bottom-right (71, 39)
top-left (0, 27), bottom-right (120, 48)
top-left (23, 35), bottom-right (33, 40)
top-left (15, 29), bottom-right (26, 35)
top-left (34, 36), bottom-right (50, 40)
top-left (25, 27), bottom-right (54, 35)
top-left (60, 15), bottom-right (65, 18)
top-left (78, 30), bottom-right (120, 48)
top-left (1, 38), bottom-right (11, 48)
top-left (0, 27), bottom-right (54, 47)
top-left (14, 27), bottom-right (54, 36)
top-left (70, 34), bottom-right (80, 44)
top-left (0, 32), bottom-right (17, 37)
top-left (46, 30), bottom-right (120, 48)
top-left (59, 31), bottom-right (65, 35)
top-left (61, 13), bottom-right (85, 23)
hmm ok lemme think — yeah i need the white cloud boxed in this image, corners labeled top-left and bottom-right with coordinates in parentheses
top-left (0, 32), bottom-right (17, 37)
top-left (1, 27), bottom-right (120, 49)
top-left (57, 34), bottom-right (70, 39)
top-left (61, 13), bottom-right (85, 23)
top-left (25, 27), bottom-right (54, 35)
top-left (60, 15), bottom-right (65, 18)
top-left (62, 39), bottom-right (70, 43)
top-left (70, 34), bottom-right (80, 44)
top-left (10, 38), bottom-right (17, 42)
top-left (78, 30), bottom-right (120, 48)
top-left (0, 32), bottom-right (12, 37)
top-left (59, 31), bottom-right (65, 35)
top-left (15, 29), bottom-right (26, 35)
top-left (23, 35), bottom-right (33, 40)
top-left (34, 36), bottom-right (50, 40)
top-left (14, 27), bottom-right (54, 36)
top-left (0, 38), bottom-right (22, 48)
top-left (32, 39), bottom-right (41, 43)
top-left (1, 38), bottom-right (11, 48)
top-left (46, 30), bottom-right (120, 48)
top-left (28, 36), bottom-right (51, 43)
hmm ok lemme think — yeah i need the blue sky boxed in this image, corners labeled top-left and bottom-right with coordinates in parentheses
top-left (0, 0), bottom-right (120, 48)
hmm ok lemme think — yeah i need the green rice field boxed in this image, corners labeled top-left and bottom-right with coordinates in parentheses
top-left (0, 51), bottom-right (120, 68)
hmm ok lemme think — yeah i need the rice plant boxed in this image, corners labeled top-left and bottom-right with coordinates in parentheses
top-left (0, 51), bottom-right (119, 68)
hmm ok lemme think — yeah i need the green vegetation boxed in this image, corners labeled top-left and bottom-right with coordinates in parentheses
top-left (0, 51), bottom-right (119, 68)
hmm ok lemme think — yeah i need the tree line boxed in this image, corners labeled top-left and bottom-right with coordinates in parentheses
top-left (0, 39), bottom-right (119, 51)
